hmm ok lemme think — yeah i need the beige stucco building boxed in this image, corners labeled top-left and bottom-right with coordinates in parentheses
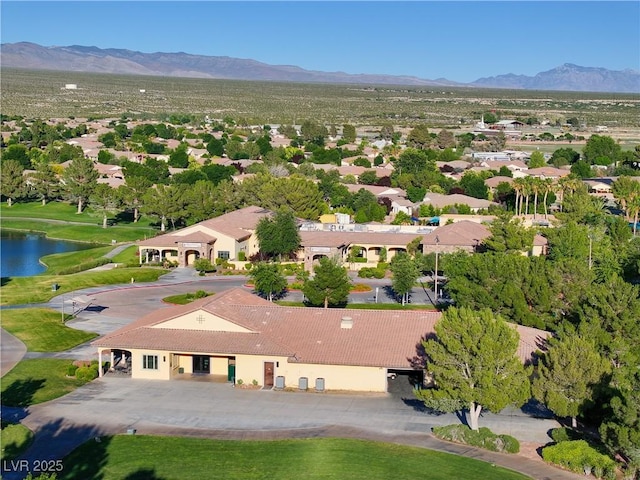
top-left (93, 288), bottom-right (549, 393)
top-left (137, 205), bottom-right (272, 266)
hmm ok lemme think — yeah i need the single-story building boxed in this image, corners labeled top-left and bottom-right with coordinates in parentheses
top-left (93, 288), bottom-right (549, 392)
top-left (422, 220), bottom-right (548, 256)
top-left (137, 205), bottom-right (273, 266)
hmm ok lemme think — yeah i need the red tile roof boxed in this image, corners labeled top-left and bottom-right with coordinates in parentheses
top-left (93, 288), bottom-right (548, 367)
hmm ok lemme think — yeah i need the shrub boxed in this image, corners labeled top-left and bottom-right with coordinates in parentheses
top-left (193, 258), bottom-right (215, 273)
top-left (550, 427), bottom-right (582, 443)
top-left (238, 251), bottom-right (246, 261)
top-left (236, 379), bottom-right (244, 385)
top-left (357, 267), bottom-right (385, 279)
top-left (252, 379), bottom-right (258, 386)
top-left (542, 440), bottom-right (615, 476)
top-left (432, 424), bottom-right (519, 454)
top-left (194, 290), bottom-right (207, 299)
top-left (66, 364), bottom-right (79, 377)
top-left (75, 365), bottom-right (99, 382)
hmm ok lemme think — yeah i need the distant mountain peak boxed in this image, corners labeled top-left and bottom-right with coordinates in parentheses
top-left (472, 63), bottom-right (639, 93)
top-left (0, 42), bottom-right (637, 93)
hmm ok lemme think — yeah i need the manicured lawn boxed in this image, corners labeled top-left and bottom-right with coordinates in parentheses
top-left (0, 421), bottom-right (34, 461)
top-left (40, 246), bottom-right (116, 274)
top-left (1, 359), bottom-right (92, 407)
top-left (1, 308), bottom-right (97, 352)
top-left (60, 436), bottom-right (531, 480)
top-left (0, 268), bottom-right (167, 306)
top-left (162, 291), bottom-right (214, 305)
top-left (109, 245), bottom-right (139, 264)
top-left (1, 220), bottom-right (154, 244)
top-left (1, 201), bottom-right (157, 228)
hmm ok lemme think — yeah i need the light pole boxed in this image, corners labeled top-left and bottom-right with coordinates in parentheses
top-left (588, 233), bottom-right (594, 270)
top-left (434, 236), bottom-right (440, 302)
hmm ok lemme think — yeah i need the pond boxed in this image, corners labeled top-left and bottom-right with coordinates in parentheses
top-left (0, 231), bottom-right (97, 277)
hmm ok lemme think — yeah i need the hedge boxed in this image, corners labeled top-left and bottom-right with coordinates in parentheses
top-left (432, 424), bottom-right (519, 454)
top-left (542, 440), bottom-right (616, 479)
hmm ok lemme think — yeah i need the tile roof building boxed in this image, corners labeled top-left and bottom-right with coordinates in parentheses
top-left (93, 288), bottom-right (549, 392)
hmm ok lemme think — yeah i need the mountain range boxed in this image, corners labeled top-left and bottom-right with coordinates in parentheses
top-left (1, 42), bottom-right (638, 93)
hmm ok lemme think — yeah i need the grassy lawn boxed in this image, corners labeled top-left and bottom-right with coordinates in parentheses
top-left (60, 436), bottom-right (530, 480)
top-left (0, 420), bottom-right (34, 461)
top-left (40, 245), bottom-right (116, 274)
top-left (109, 245), bottom-right (139, 264)
top-left (1, 359), bottom-right (92, 407)
top-left (0, 268), bottom-right (167, 306)
top-left (1, 220), bottom-right (155, 244)
top-left (1, 201), bottom-right (157, 228)
top-left (162, 291), bottom-right (214, 305)
top-left (1, 308), bottom-right (97, 352)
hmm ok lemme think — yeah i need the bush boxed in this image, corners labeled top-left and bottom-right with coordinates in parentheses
top-left (238, 251), bottom-right (246, 261)
top-left (75, 365), bottom-right (99, 382)
top-left (66, 364), bottom-right (79, 377)
top-left (358, 267), bottom-right (386, 279)
top-left (236, 379), bottom-right (244, 385)
top-left (432, 424), bottom-right (519, 454)
top-left (550, 427), bottom-right (582, 443)
top-left (542, 440), bottom-right (615, 476)
top-left (193, 258), bottom-right (215, 273)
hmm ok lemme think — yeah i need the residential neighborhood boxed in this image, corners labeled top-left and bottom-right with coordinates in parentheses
top-left (2, 105), bottom-right (639, 480)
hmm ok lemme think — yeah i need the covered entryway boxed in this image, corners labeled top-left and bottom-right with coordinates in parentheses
top-left (263, 361), bottom-right (274, 389)
top-left (193, 355), bottom-right (210, 374)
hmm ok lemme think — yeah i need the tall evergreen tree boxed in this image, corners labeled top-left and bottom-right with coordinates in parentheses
top-left (415, 307), bottom-right (530, 431)
top-left (62, 156), bottom-right (99, 213)
top-left (302, 257), bottom-right (352, 308)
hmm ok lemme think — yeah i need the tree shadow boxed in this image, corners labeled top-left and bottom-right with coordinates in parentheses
top-left (1, 276), bottom-right (10, 286)
top-left (124, 469), bottom-right (167, 480)
top-left (521, 398), bottom-right (555, 419)
top-left (1, 378), bottom-right (46, 408)
top-left (1, 419), bottom-right (109, 480)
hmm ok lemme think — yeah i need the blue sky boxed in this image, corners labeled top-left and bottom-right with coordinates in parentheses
top-left (1, 1), bottom-right (638, 83)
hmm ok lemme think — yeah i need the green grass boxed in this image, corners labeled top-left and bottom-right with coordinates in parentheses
top-left (40, 246), bottom-right (116, 274)
top-left (1, 220), bottom-right (155, 244)
top-left (1, 201), bottom-right (157, 228)
top-left (0, 421), bottom-right (34, 461)
top-left (0, 308), bottom-right (97, 352)
top-left (162, 291), bottom-right (214, 305)
top-left (0, 268), bottom-right (167, 306)
top-left (109, 245), bottom-right (139, 264)
top-left (1, 359), bottom-right (93, 407)
top-left (60, 435), bottom-right (530, 480)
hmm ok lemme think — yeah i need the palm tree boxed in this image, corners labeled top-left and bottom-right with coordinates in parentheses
top-left (612, 175), bottom-right (637, 222)
top-left (512, 177), bottom-right (526, 216)
top-left (530, 177), bottom-right (542, 219)
top-left (541, 178), bottom-right (554, 219)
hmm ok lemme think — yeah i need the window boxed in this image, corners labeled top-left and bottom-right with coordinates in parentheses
top-left (143, 355), bottom-right (158, 370)
top-left (217, 251), bottom-right (230, 260)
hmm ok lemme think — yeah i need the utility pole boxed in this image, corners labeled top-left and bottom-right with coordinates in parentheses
top-left (434, 236), bottom-right (440, 302)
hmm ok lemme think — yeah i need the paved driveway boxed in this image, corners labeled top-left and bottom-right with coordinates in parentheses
top-left (1, 376), bottom-right (581, 480)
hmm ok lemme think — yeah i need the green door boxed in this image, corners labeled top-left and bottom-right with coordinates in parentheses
top-left (227, 364), bottom-right (236, 382)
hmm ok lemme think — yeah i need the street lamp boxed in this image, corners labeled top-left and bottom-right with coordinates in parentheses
top-left (588, 233), bottom-right (594, 270)
top-left (434, 236), bottom-right (440, 302)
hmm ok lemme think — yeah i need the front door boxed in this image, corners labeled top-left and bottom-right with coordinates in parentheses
top-left (193, 355), bottom-right (210, 374)
top-left (263, 362), bottom-right (274, 388)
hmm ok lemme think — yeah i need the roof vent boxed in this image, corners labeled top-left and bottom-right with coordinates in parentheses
top-left (341, 317), bottom-right (353, 329)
